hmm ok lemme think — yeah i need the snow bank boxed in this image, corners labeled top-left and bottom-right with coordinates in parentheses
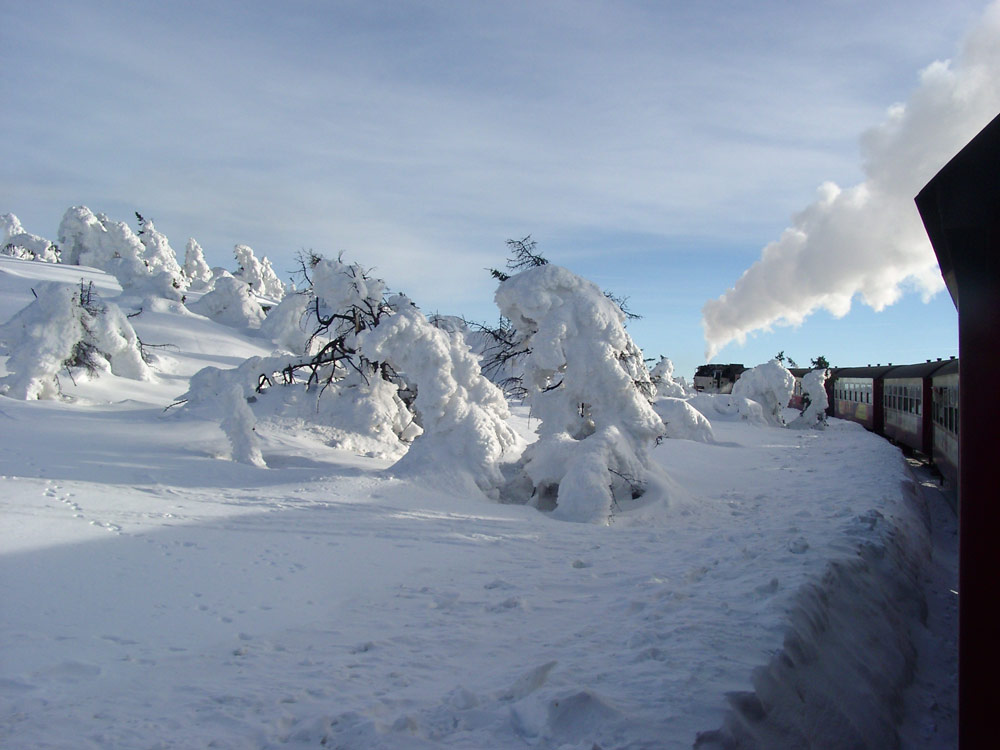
top-left (731, 359), bottom-right (796, 426)
top-left (361, 296), bottom-right (521, 497)
top-left (697, 478), bottom-right (931, 749)
top-left (495, 263), bottom-right (663, 522)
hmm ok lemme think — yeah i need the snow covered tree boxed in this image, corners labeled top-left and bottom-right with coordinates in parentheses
top-left (135, 214), bottom-right (185, 282)
top-left (731, 359), bottom-right (796, 426)
top-left (233, 244), bottom-right (286, 301)
top-left (0, 281), bottom-right (154, 399)
top-left (2, 213), bottom-right (59, 262)
top-left (57, 206), bottom-right (182, 299)
top-left (789, 368), bottom-right (830, 430)
top-left (494, 263), bottom-right (664, 523)
top-left (182, 238), bottom-right (214, 288)
top-left (360, 295), bottom-right (520, 496)
top-left (649, 356), bottom-right (691, 398)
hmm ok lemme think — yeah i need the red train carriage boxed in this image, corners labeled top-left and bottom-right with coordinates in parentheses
top-left (882, 360), bottom-right (953, 456)
top-left (931, 358), bottom-right (960, 486)
top-left (829, 365), bottom-right (896, 432)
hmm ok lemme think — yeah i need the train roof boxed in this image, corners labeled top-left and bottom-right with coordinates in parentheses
top-left (787, 368), bottom-right (813, 378)
top-left (884, 359), bottom-right (955, 380)
top-left (932, 358), bottom-right (960, 377)
top-left (830, 365), bottom-right (898, 380)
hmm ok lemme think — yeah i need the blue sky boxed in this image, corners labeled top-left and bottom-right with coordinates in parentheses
top-left (3, 0), bottom-right (996, 379)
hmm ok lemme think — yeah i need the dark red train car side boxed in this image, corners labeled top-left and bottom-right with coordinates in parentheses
top-left (787, 367), bottom-right (811, 409)
top-left (930, 358), bottom-right (960, 487)
top-left (882, 360), bottom-right (953, 456)
top-left (829, 365), bottom-right (896, 433)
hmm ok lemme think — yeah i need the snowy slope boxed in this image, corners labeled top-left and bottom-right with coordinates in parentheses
top-left (0, 257), bottom-right (956, 749)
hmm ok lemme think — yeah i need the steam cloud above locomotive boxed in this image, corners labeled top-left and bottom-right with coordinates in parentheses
top-left (701, 3), bottom-right (1000, 359)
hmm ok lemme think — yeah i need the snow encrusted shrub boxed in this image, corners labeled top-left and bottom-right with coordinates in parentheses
top-left (187, 275), bottom-right (266, 329)
top-left (361, 295), bottom-right (520, 496)
top-left (0, 281), bottom-right (153, 399)
top-left (233, 244), bottom-right (286, 301)
top-left (688, 393), bottom-right (768, 426)
top-left (57, 206), bottom-right (183, 299)
top-left (2, 213), bottom-right (59, 262)
top-left (183, 238), bottom-right (214, 289)
top-left (789, 368), bottom-right (830, 430)
top-left (731, 359), bottom-right (796, 426)
top-left (258, 292), bottom-right (313, 354)
top-left (652, 397), bottom-right (715, 443)
top-left (135, 214), bottom-right (185, 281)
top-left (495, 264), bottom-right (664, 523)
top-left (649, 356), bottom-right (692, 398)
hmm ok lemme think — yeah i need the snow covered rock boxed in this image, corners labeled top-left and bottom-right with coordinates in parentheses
top-left (731, 359), bottom-right (796, 426)
top-left (495, 263), bottom-right (664, 522)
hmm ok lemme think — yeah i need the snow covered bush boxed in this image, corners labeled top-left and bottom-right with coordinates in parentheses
top-left (0, 281), bottom-right (153, 399)
top-left (652, 397), bottom-right (715, 443)
top-left (135, 214), bottom-right (184, 281)
top-left (731, 359), bottom-right (796, 426)
top-left (649, 356), bottom-right (692, 398)
top-left (233, 244), bottom-right (286, 301)
top-left (494, 263), bottom-right (664, 523)
top-left (789, 368), bottom-right (830, 430)
top-left (258, 291), bottom-right (313, 354)
top-left (688, 393), bottom-right (768, 426)
top-left (2, 213), bottom-right (59, 262)
top-left (57, 206), bottom-right (183, 299)
top-left (182, 238), bottom-right (214, 289)
top-left (187, 275), bottom-right (266, 329)
top-left (361, 295), bottom-right (520, 496)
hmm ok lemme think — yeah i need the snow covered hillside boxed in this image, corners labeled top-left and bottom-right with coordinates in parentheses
top-left (0, 254), bottom-right (955, 748)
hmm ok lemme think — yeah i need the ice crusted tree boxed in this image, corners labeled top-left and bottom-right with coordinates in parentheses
top-left (233, 244), bottom-right (286, 301)
top-left (2, 213), bottom-right (60, 262)
top-left (182, 238), bottom-right (214, 289)
top-left (135, 213), bottom-right (185, 282)
top-left (731, 359), bottom-right (796, 426)
top-left (789, 368), bottom-right (830, 430)
top-left (0, 281), bottom-right (153, 399)
top-left (57, 206), bottom-right (182, 299)
top-left (495, 263), bottom-right (664, 523)
top-left (360, 295), bottom-right (520, 496)
top-left (649, 356), bottom-right (691, 398)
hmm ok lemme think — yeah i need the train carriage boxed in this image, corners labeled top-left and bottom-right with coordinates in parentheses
top-left (829, 365), bottom-right (896, 432)
top-left (931, 359), bottom-right (960, 486)
top-left (882, 360), bottom-right (952, 456)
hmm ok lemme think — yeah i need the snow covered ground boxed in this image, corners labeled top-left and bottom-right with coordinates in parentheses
top-left (0, 256), bottom-right (956, 748)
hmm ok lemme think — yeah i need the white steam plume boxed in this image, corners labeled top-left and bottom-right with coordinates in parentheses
top-left (702, 2), bottom-right (1000, 360)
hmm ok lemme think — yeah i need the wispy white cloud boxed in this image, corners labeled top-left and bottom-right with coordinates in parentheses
top-left (701, 1), bottom-right (1000, 359)
top-left (2, 0), bottom-right (992, 321)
